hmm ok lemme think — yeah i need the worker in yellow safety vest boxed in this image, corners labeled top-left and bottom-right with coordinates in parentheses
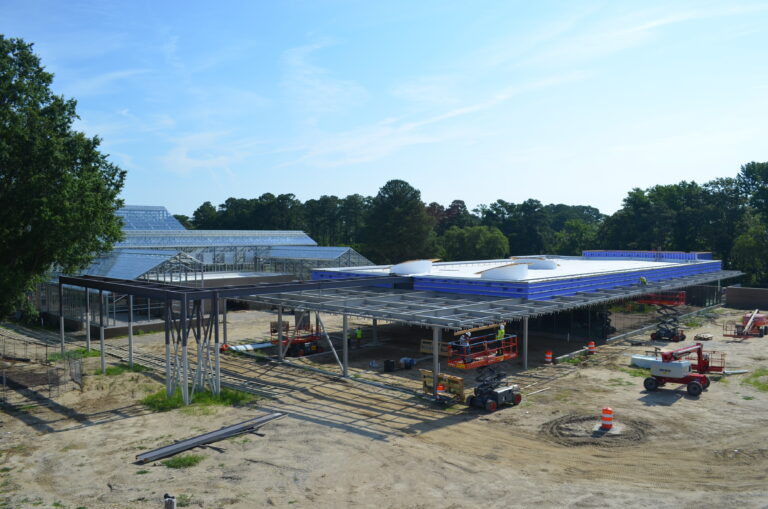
top-left (496, 324), bottom-right (505, 341)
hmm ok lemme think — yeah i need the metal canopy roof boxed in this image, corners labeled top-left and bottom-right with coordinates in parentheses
top-left (58, 274), bottom-right (412, 300)
top-left (243, 269), bottom-right (742, 329)
top-left (60, 269), bottom-right (741, 329)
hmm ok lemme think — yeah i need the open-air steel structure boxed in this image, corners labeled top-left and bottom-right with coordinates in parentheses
top-left (57, 252), bottom-right (741, 403)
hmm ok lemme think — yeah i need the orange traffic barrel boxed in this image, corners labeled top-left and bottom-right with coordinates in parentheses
top-left (601, 407), bottom-right (614, 430)
top-left (587, 341), bottom-right (596, 355)
top-left (436, 383), bottom-right (447, 396)
top-left (544, 351), bottom-right (553, 364)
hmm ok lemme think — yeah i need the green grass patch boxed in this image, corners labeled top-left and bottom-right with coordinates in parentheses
top-left (619, 366), bottom-right (651, 377)
top-left (142, 387), bottom-right (256, 412)
top-left (48, 348), bottom-right (101, 362)
top-left (683, 318), bottom-right (703, 328)
top-left (743, 395), bottom-right (755, 400)
top-left (135, 469), bottom-right (150, 475)
top-left (161, 454), bottom-right (204, 469)
top-left (606, 377), bottom-right (634, 387)
top-left (742, 368), bottom-right (768, 392)
top-left (98, 363), bottom-right (149, 376)
top-left (560, 355), bottom-right (587, 365)
top-left (177, 494), bottom-right (193, 507)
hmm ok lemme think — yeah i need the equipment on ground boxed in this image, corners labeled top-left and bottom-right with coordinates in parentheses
top-left (270, 323), bottom-right (323, 357)
top-left (723, 309), bottom-right (768, 339)
top-left (643, 342), bottom-right (725, 397)
top-left (419, 369), bottom-right (465, 403)
top-left (466, 366), bottom-right (522, 411)
top-left (637, 291), bottom-right (686, 342)
top-left (447, 333), bottom-right (519, 369)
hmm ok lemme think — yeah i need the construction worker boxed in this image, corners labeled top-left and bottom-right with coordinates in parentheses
top-left (458, 332), bottom-right (471, 362)
top-left (355, 327), bottom-right (363, 348)
top-left (639, 276), bottom-right (648, 285)
top-left (496, 324), bottom-right (505, 341)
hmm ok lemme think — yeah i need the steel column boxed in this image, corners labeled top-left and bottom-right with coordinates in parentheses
top-left (277, 306), bottom-right (284, 361)
top-left (432, 326), bottom-right (440, 397)
top-left (84, 288), bottom-right (91, 351)
top-left (164, 298), bottom-right (172, 396)
top-left (342, 314), bottom-right (349, 377)
top-left (522, 316), bottom-right (529, 370)
top-left (58, 283), bottom-right (65, 356)
top-left (99, 290), bottom-right (105, 374)
top-left (213, 292), bottom-right (221, 395)
top-left (125, 295), bottom-right (132, 368)
top-left (223, 299), bottom-right (228, 344)
top-left (181, 296), bottom-right (189, 405)
top-left (372, 318), bottom-right (378, 345)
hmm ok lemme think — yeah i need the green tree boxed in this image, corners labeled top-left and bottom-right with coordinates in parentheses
top-left (360, 180), bottom-right (438, 263)
top-left (173, 214), bottom-right (193, 229)
top-left (304, 195), bottom-right (340, 245)
top-left (738, 161), bottom-right (768, 218)
top-left (730, 212), bottom-right (768, 286)
top-left (0, 36), bottom-right (125, 314)
top-left (552, 219), bottom-right (597, 256)
top-left (191, 201), bottom-right (219, 229)
top-left (442, 226), bottom-right (509, 261)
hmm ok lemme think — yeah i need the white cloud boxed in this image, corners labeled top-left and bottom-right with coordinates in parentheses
top-left (159, 131), bottom-right (266, 176)
top-left (287, 72), bottom-right (584, 167)
top-left (281, 41), bottom-right (368, 116)
top-left (65, 68), bottom-right (150, 97)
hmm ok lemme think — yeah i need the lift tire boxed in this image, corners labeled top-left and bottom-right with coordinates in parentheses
top-left (485, 399), bottom-right (498, 412)
top-left (466, 396), bottom-right (476, 408)
top-left (687, 381), bottom-right (703, 397)
top-left (680, 333), bottom-right (686, 341)
top-left (702, 377), bottom-right (711, 390)
top-left (512, 393), bottom-right (522, 406)
top-left (643, 377), bottom-right (659, 391)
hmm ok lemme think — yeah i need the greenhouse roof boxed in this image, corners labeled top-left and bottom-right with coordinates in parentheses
top-left (82, 249), bottom-right (183, 280)
top-left (260, 246), bottom-right (357, 260)
top-left (117, 230), bottom-right (317, 249)
top-left (117, 205), bottom-right (185, 231)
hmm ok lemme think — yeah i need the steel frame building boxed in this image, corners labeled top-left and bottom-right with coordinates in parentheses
top-left (57, 252), bottom-right (741, 404)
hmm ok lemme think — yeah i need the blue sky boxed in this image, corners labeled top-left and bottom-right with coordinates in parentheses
top-left (2, 1), bottom-right (767, 216)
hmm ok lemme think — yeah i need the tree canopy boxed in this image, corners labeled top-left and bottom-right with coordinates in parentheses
top-left (182, 163), bottom-right (767, 285)
top-left (0, 36), bottom-right (125, 315)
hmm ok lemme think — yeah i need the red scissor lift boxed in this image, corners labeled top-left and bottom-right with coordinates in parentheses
top-left (447, 333), bottom-right (519, 370)
top-left (637, 291), bottom-right (687, 342)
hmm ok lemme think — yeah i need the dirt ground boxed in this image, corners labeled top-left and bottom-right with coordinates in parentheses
top-left (2, 307), bottom-right (768, 508)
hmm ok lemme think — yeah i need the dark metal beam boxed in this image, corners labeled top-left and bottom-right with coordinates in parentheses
top-left (59, 275), bottom-right (412, 300)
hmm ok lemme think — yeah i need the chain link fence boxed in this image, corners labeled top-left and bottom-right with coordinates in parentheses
top-left (0, 328), bottom-right (85, 407)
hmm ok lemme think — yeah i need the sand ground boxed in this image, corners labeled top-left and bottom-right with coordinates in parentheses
top-left (1, 307), bottom-right (768, 509)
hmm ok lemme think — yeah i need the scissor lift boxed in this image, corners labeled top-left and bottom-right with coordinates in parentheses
top-left (637, 291), bottom-right (687, 342)
top-left (447, 333), bottom-right (519, 370)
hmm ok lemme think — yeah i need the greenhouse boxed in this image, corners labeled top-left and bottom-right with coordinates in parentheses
top-left (36, 205), bottom-right (372, 331)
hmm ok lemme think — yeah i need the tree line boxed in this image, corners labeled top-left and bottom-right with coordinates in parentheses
top-left (177, 161), bottom-right (768, 286)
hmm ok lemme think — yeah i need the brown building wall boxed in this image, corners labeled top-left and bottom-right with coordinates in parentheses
top-left (724, 287), bottom-right (768, 310)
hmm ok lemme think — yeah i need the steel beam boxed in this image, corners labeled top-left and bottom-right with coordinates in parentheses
top-left (136, 413), bottom-right (285, 463)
